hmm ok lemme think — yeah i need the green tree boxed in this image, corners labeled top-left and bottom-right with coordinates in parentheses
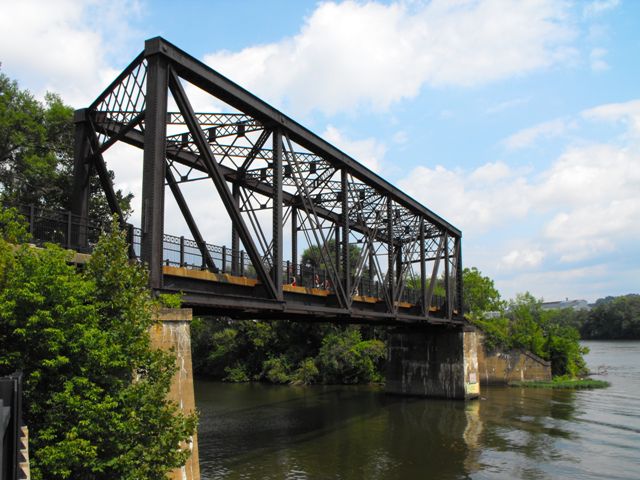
top-left (581, 294), bottom-right (640, 339)
top-left (0, 210), bottom-right (196, 479)
top-left (301, 239), bottom-right (362, 272)
top-left (462, 267), bottom-right (505, 315)
top-left (316, 327), bottom-right (386, 384)
top-left (0, 70), bottom-right (132, 223)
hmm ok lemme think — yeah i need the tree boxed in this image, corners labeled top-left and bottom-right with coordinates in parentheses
top-left (581, 294), bottom-right (640, 339)
top-left (0, 70), bottom-right (132, 223)
top-left (316, 327), bottom-right (386, 384)
top-left (0, 209), bottom-right (196, 479)
top-left (462, 267), bottom-right (504, 315)
top-left (301, 239), bottom-right (363, 272)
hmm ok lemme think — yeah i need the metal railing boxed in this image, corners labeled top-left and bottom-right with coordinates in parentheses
top-left (3, 204), bottom-right (444, 309)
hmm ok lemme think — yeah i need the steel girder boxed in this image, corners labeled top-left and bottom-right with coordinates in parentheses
top-left (72, 36), bottom-right (464, 323)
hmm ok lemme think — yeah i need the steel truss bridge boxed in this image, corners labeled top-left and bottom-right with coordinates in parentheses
top-left (70, 37), bottom-right (464, 326)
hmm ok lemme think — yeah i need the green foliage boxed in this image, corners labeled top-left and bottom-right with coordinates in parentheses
top-left (0, 70), bottom-right (132, 223)
top-left (158, 292), bottom-right (183, 309)
top-left (471, 315), bottom-right (510, 352)
top-left (465, 269), bottom-right (589, 378)
top-left (261, 356), bottom-right (292, 384)
top-left (509, 378), bottom-right (610, 389)
top-left (191, 318), bottom-right (387, 385)
top-left (316, 328), bottom-right (386, 384)
top-left (0, 211), bottom-right (196, 479)
top-left (292, 358), bottom-right (319, 385)
top-left (581, 294), bottom-right (640, 339)
top-left (223, 365), bottom-right (249, 383)
top-left (301, 239), bottom-right (363, 273)
top-left (462, 267), bottom-right (505, 315)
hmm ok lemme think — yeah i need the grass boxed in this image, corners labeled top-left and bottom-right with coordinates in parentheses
top-left (509, 378), bottom-right (610, 389)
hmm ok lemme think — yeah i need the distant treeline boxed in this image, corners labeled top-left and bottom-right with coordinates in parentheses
top-left (553, 294), bottom-right (640, 340)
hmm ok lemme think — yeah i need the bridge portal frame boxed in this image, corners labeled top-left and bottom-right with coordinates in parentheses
top-left (71, 36), bottom-right (464, 325)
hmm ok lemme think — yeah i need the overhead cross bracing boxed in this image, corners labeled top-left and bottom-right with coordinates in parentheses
top-left (72, 36), bottom-right (464, 325)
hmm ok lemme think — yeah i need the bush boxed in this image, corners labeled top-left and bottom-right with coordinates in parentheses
top-left (292, 358), bottom-right (320, 385)
top-left (316, 328), bottom-right (386, 384)
top-left (261, 356), bottom-right (292, 384)
top-left (0, 211), bottom-right (196, 479)
top-left (224, 365), bottom-right (249, 383)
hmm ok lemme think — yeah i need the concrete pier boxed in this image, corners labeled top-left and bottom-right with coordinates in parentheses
top-left (385, 326), bottom-right (480, 400)
top-left (150, 308), bottom-right (200, 480)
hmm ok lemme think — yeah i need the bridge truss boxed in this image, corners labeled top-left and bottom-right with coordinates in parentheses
top-left (72, 37), bottom-right (463, 325)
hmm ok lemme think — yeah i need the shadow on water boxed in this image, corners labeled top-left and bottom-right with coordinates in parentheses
top-left (195, 380), bottom-right (580, 480)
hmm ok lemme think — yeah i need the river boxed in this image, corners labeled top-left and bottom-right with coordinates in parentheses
top-left (195, 340), bottom-right (640, 479)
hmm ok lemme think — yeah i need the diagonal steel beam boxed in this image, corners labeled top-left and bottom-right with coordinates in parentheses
top-left (165, 167), bottom-right (218, 272)
top-left (168, 68), bottom-right (279, 300)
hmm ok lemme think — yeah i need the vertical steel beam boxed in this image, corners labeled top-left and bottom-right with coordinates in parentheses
top-left (444, 232), bottom-right (451, 319)
top-left (395, 243), bottom-right (403, 299)
top-left (334, 225), bottom-right (341, 282)
top-left (420, 218), bottom-right (426, 316)
top-left (231, 181), bottom-right (240, 275)
top-left (291, 206), bottom-right (298, 273)
top-left (368, 240), bottom-right (375, 285)
top-left (141, 49), bottom-right (169, 289)
top-left (341, 169), bottom-right (350, 299)
top-left (387, 197), bottom-right (395, 309)
top-left (272, 129), bottom-right (284, 299)
top-left (455, 236), bottom-right (463, 316)
top-left (71, 109), bottom-right (91, 247)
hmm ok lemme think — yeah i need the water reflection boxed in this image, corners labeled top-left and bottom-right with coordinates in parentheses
top-left (196, 343), bottom-right (640, 480)
top-left (195, 383), bottom-right (583, 480)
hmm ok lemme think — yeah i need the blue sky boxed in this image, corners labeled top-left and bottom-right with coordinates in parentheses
top-left (1, 0), bottom-right (638, 302)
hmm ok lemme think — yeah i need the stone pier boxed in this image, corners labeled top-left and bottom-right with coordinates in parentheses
top-left (385, 326), bottom-right (480, 400)
top-left (150, 308), bottom-right (200, 480)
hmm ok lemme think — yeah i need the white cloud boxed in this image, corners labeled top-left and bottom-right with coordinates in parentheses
top-left (503, 118), bottom-right (574, 150)
top-left (203, 0), bottom-right (576, 115)
top-left (582, 99), bottom-right (640, 137)
top-left (497, 264), bottom-right (611, 302)
top-left (501, 248), bottom-right (545, 269)
top-left (322, 125), bottom-right (386, 173)
top-left (583, 0), bottom-right (620, 18)
top-left (0, 0), bottom-right (141, 106)
top-left (398, 162), bottom-right (531, 233)
top-left (399, 101), bottom-right (640, 268)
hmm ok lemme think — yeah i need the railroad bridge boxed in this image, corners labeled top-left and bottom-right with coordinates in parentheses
top-left (71, 37), bottom-right (466, 327)
top-left (15, 36), bottom-right (480, 479)
top-left (65, 35), bottom-right (479, 400)
top-left (62, 35), bottom-right (480, 423)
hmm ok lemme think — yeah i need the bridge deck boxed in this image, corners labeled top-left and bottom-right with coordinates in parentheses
top-left (161, 265), bottom-right (458, 326)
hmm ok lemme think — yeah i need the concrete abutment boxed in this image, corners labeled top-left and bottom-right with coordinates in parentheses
top-left (385, 326), bottom-right (480, 400)
top-left (150, 308), bottom-right (200, 480)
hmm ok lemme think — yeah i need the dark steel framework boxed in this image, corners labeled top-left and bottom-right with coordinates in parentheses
top-left (71, 37), bottom-right (463, 325)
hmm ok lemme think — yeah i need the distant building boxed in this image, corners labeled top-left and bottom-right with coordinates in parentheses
top-left (541, 298), bottom-right (591, 311)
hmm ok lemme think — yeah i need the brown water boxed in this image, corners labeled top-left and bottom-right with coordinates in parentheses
top-left (195, 341), bottom-right (640, 479)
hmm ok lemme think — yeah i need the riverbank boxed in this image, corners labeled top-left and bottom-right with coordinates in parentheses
top-left (509, 378), bottom-right (610, 389)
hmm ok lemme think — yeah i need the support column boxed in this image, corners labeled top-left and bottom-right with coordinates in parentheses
top-left (455, 236), bottom-right (463, 316)
top-left (385, 325), bottom-right (480, 400)
top-left (341, 169), bottom-right (350, 297)
top-left (141, 49), bottom-right (169, 289)
top-left (387, 198), bottom-right (395, 305)
top-left (231, 182), bottom-right (240, 275)
top-left (71, 109), bottom-right (91, 249)
top-left (149, 308), bottom-right (200, 480)
top-left (419, 218), bottom-right (427, 316)
top-left (272, 130), bottom-right (283, 298)
top-left (291, 206), bottom-right (297, 274)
